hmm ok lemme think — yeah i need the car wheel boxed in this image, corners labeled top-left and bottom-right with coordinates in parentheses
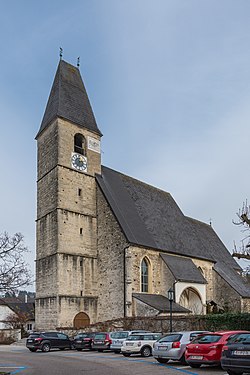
top-left (122, 353), bottom-right (131, 357)
top-left (98, 349), bottom-right (103, 352)
top-left (141, 346), bottom-right (151, 357)
top-left (28, 348), bottom-right (37, 352)
top-left (227, 371), bottom-right (243, 375)
top-left (76, 348), bottom-right (82, 351)
top-left (114, 350), bottom-right (120, 354)
top-left (59, 348), bottom-right (65, 351)
top-left (41, 343), bottom-right (51, 352)
top-left (156, 358), bottom-right (169, 364)
top-left (180, 354), bottom-right (187, 365)
top-left (189, 363), bottom-right (201, 368)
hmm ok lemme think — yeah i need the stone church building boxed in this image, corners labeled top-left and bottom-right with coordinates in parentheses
top-left (35, 59), bottom-right (250, 330)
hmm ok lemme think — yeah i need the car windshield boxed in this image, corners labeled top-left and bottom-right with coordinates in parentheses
top-left (191, 334), bottom-right (222, 344)
top-left (75, 333), bottom-right (90, 339)
top-left (110, 332), bottom-right (128, 339)
top-left (227, 333), bottom-right (250, 344)
top-left (190, 332), bottom-right (206, 341)
top-left (28, 333), bottom-right (40, 338)
top-left (94, 334), bottom-right (106, 340)
top-left (127, 335), bottom-right (141, 341)
top-left (158, 334), bottom-right (182, 343)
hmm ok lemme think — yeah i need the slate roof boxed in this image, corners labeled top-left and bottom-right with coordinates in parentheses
top-left (0, 298), bottom-right (35, 320)
top-left (96, 166), bottom-right (250, 298)
top-left (160, 254), bottom-right (207, 284)
top-left (133, 293), bottom-right (190, 313)
top-left (36, 60), bottom-right (102, 138)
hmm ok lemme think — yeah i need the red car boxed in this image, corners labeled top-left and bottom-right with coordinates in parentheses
top-left (185, 331), bottom-right (249, 368)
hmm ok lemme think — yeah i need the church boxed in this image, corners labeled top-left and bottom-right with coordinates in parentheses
top-left (35, 59), bottom-right (250, 330)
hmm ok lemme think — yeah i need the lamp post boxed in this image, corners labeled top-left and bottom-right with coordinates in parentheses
top-left (168, 288), bottom-right (174, 332)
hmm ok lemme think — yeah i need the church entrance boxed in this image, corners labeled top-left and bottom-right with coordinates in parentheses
top-left (73, 312), bottom-right (90, 328)
top-left (179, 287), bottom-right (203, 314)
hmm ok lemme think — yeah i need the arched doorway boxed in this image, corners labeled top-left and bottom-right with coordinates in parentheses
top-left (73, 312), bottom-right (90, 328)
top-left (179, 288), bottom-right (203, 314)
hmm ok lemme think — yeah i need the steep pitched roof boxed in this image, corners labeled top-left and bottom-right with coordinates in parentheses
top-left (36, 60), bottom-right (102, 138)
top-left (161, 254), bottom-right (207, 284)
top-left (133, 293), bottom-right (190, 313)
top-left (96, 165), bottom-right (250, 297)
top-left (0, 298), bottom-right (35, 320)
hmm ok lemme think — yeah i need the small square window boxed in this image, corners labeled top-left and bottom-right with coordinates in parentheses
top-left (78, 188), bottom-right (82, 196)
top-left (80, 228), bottom-right (83, 235)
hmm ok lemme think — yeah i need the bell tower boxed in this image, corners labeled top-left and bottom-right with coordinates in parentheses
top-left (35, 60), bottom-right (102, 329)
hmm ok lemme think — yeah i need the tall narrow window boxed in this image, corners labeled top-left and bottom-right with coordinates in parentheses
top-left (141, 258), bottom-right (149, 293)
top-left (74, 134), bottom-right (85, 155)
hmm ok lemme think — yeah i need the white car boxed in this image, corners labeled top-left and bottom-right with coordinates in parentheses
top-left (121, 333), bottom-right (162, 357)
top-left (110, 330), bottom-right (150, 353)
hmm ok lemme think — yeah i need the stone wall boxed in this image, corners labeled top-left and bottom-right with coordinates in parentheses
top-left (213, 270), bottom-right (241, 312)
top-left (96, 187), bottom-right (128, 322)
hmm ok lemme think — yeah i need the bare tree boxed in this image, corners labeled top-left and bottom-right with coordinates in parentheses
top-left (232, 202), bottom-right (250, 271)
top-left (0, 232), bottom-right (32, 293)
top-left (4, 310), bottom-right (31, 337)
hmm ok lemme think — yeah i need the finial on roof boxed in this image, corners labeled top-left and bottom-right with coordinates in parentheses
top-left (77, 57), bottom-right (80, 67)
top-left (209, 218), bottom-right (212, 226)
top-left (59, 47), bottom-right (63, 60)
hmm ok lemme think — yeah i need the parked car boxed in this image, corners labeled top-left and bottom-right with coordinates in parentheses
top-left (153, 331), bottom-right (208, 364)
top-left (221, 332), bottom-right (250, 375)
top-left (26, 331), bottom-right (72, 352)
top-left (73, 332), bottom-right (97, 351)
top-left (92, 332), bottom-right (112, 352)
top-left (185, 331), bottom-right (249, 368)
top-left (121, 332), bottom-right (162, 357)
top-left (110, 330), bottom-right (151, 353)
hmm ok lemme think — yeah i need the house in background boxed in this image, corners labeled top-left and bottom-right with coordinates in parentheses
top-left (0, 296), bottom-right (35, 334)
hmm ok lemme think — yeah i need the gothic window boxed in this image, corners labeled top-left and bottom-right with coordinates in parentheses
top-left (141, 257), bottom-right (149, 293)
top-left (74, 133), bottom-right (85, 155)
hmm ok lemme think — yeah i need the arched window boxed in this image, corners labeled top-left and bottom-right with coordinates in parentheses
top-left (179, 287), bottom-right (203, 314)
top-left (74, 133), bottom-right (85, 155)
top-left (141, 257), bottom-right (149, 293)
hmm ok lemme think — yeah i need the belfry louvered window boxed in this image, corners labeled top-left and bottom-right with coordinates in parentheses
top-left (74, 133), bottom-right (85, 155)
top-left (141, 258), bottom-right (149, 293)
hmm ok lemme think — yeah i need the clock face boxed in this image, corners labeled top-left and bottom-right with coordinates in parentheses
top-left (71, 153), bottom-right (87, 172)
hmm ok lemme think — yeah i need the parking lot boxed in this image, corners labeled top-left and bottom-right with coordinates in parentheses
top-left (0, 345), bottom-right (229, 375)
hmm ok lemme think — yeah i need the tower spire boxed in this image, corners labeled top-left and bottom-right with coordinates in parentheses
top-left (36, 60), bottom-right (102, 138)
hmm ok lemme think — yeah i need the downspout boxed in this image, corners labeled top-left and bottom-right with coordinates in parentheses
top-left (123, 245), bottom-right (129, 318)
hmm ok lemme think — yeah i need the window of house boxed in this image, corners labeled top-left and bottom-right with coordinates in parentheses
top-left (27, 323), bottom-right (33, 331)
top-left (74, 134), bottom-right (85, 155)
top-left (141, 257), bottom-right (149, 293)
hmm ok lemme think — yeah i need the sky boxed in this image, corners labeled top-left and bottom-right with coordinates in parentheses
top-left (0, 0), bottom-right (250, 290)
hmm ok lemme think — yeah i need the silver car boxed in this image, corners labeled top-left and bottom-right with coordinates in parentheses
top-left (110, 330), bottom-right (150, 353)
top-left (153, 331), bottom-right (207, 364)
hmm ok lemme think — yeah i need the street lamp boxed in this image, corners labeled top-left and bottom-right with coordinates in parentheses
top-left (168, 288), bottom-right (174, 332)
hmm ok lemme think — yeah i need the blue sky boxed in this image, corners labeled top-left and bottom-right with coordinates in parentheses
top-left (0, 0), bottom-right (250, 289)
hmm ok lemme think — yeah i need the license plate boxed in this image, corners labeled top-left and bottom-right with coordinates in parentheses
top-left (190, 355), bottom-right (203, 360)
top-left (76, 340), bottom-right (81, 343)
top-left (96, 341), bottom-right (103, 344)
top-left (126, 342), bottom-right (133, 346)
top-left (158, 345), bottom-right (168, 350)
top-left (233, 350), bottom-right (250, 356)
top-left (27, 339), bottom-right (33, 343)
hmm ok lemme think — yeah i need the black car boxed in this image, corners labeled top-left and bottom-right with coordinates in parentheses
top-left (221, 332), bottom-right (250, 375)
top-left (73, 332), bottom-right (96, 351)
top-left (26, 332), bottom-right (72, 352)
